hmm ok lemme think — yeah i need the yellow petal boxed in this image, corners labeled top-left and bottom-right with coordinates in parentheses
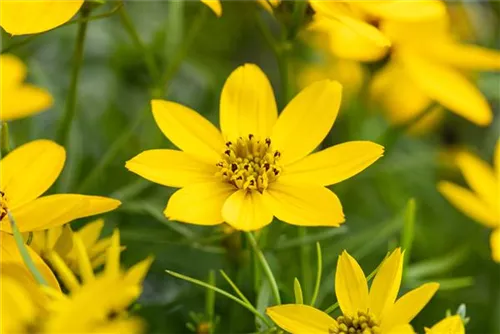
top-left (427, 315), bottom-right (464, 334)
top-left (381, 282), bottom-right (439, 331)
top-left (200, 0), bottom-right (222, 16)
top-left (257, 0), bottom-right (274, 13)
top-left (280, 141), bottom-right (384, 186)
top-left (401, 51), bottom-right (492, 126)
top-left (165, 182), bottom-right (235, 226)
top-left (456, 151), bottom-right (498, 212)
top-left (386, 324), bottom-right (415, 334)
top-left (73, 234), bottom-right (95, 284)
top-left (0, 0), bottom-right (84, 35)
top-left (271, 80), bottom-right (342, 165)
top-left (491, 228), bottom-right (500, 263)
top-left (381, 18), bottom-right (448, 45)
top-left (0, 139), bottom-right (65, 208)
top-left (125, 256), bottom-right (154, 286)
top-left (438, 181), bottom-right (498, 228)
top-left (1, 54), bottom-right (26, 85)
top-left (266, 304), bottom-right (336, 334)
top-left (335, 251), bottom-right (369, 316)
top-left (220, 64), bottom-right (278, 141)
top-left (222, 189), bottom-right (273, 231)
top-left (369, 249), bottom-right (403, 319)
top-left (262, 182), bottom-right (344, 227)
top-left (425, 42), bottom-right (500, 71)
top-left (0, 231), bottom-right (60, 291)
top-left (355, 1), bottom-right (446, 21)
top-left (126, 149), bottom-right (217, 188)
top-left (1, 194), bottom-right (120, 233)
top-left (151, 99), bottom-right (225, 164)
top-left (106, 229), bottom-right (121, 276)
top-left (46, 251), bottom-right (80, 292)
top-left (76, 218), bottom-right (104, 249)
top-left (495, 139), bottom-right (500, 182)
top-left (2, 84), bottom-right (53, 121)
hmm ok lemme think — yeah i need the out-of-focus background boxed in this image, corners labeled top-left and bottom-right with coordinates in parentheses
top-left (2, 1), bottom-right (500, 333)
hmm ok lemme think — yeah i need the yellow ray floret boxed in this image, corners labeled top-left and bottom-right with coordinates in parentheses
top-left (126, 63), bottom-right (384, 231)
top-left (425, 315), bottom-right (465, 334)
top-left (267, 248), bottom-right (439, 334)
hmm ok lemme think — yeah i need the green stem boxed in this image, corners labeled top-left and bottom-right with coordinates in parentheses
top-left (206, 270), bottom-right (216, 334)
top-left (56, 6), bottom-right (91, 146)
top-left (118, 4), bottom-right (159, 86)
top-left (310, 242), bottom-right (322, 306)
top-left (7, 211), bottom-right (47, 286)
top-left (299, 227), bottom-right (311, 301)
top-left (402, 199), bottom-right (416, 280)
top-left (220, 270), bottom-right (253, 306)
top-left (290, 0), bottom-right (308, 39)
top-left (1, 122), bottom-right (11, 157)
top-left (245, 232), bottom-right (281, 305)
top-left (166, 270), bottom-right (272, 326)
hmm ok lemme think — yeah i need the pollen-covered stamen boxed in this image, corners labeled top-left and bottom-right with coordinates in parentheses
top-left (329, 311), bottom-right (381, 334)
top-left (0, 191), bottom-right (8, 220)
top-left (216, 134), bottom-right (282, 192)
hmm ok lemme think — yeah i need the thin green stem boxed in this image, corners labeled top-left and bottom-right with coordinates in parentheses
top-left (310, 242), bottom-right (322, 307)
top-left (402, 199), bottom-right (416, 279)
top-left (118, 4), bottom-right (159, 86)
top-left (206, 270), bottom-right (216, 334)
top-left (220, 270), bottom-right (253, 306)
top-left (7, 211), bottom-right (47, 286)
top-left (166, 270), bottom-right (272, 327)
top-left (56, 6), bottom-right (91, 146)
top-left (245, 232), bottom-right (281, 305)
top-left (299, 227), bottom-right (311, 301)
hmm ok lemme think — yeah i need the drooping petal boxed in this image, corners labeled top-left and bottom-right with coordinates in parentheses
top-left (1, 194), bottom-right (120, 233)
top-left (491, 228), bottom-right (500, 263)
top-left (456, 151), bottom-right (498, 211)
top-left (220, 64), bottom-right (278, 140)
top-left (165, 182), bottom-right (235, 226)
top-left (151, 99), bottom-right (225, 164)
top-left (355, 1), bottom-right (446, 21)
top-left (438, 181), bottom-right (498, 228)
top-left (200, 0), bottom-right (222, 17)
top-left (222, 189), bottom-right (273, 231)
top-left (401, 51), bottom-right (492, 126)
top-left (280, 141), bottom-right (384, 186)
top-left (266, 304), bottom-right (336, 334)
top-left (0, 0), bottom-right (84, 35)
top-left (381, 283), bottom-right (439, 331)
top-left (0, 231), bottom-right (60, 290)
top-left (126, 149), bottom-right (217, 188)
top-left (426, 315), bottom-right (464, 334)
top-left (369, 249), bottom-right (403, 319)
top-left (335, 251), bottom-right (369, 316)
top-left (0, 139), bottom-right (65, 209)
top-left (262, 182), bottom-right (344, 227)
top-left (271, 80), bottom-right (342, 165)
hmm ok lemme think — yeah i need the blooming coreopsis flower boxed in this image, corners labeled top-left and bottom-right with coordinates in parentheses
top-left (371, 13), bottom-right (500, 127)
top-left (267, 249), bottom-right (439, 334)
top-left (27, 219), bottom-right (122, 272)
top-left (126, 64), bottom-right (383, 231)
top-left (425, 315), bottom-right (465, 334)
top-left (0, 0), bottom-right (83, 35)
top-left (438, 139), bottom-right (500, 262)
top-left (1, 54), bottom-right (53, 121)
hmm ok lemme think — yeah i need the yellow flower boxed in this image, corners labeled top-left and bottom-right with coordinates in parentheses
top-left (438, 139), bottom-right (500, 262)
top-left (425, 315), bottom-right (465, 334)
top-left (27, 218), bottom-right (123, 272)
top-left (267, 249), bottom-right (440, 334)
top-left (43, 229), bottom-right (152, 333)
top-left (1, 54), bottom-right (53, 122)
top-left (371, 13), bottom-right (500, 126)
top-left (200, 0), bottom-right (280, 17)
top-left (0, 0), bottom-right (83, 35)
top-left (126, 64), bottom-right (383, 231)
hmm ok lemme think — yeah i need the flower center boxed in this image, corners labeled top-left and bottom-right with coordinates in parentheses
top-left (0, 191), bottom-right (8, 220)
top-left (216, 134), bottom-right (282, 192)
top-left (329, 311), bottom-right (381, 334)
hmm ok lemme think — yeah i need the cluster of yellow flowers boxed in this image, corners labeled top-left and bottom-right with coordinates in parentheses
top-left (0, 0), bottom-right (498, 333)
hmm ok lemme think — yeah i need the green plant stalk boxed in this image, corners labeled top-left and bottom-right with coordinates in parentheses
top-left (220, 270), bottom-right (253, 307)
top-left (7, 211), bottom-right (48, 286)
top-left (310, 242), bottom-right (322, 306)
top-left (402, 199), bottom-right (416, 279)
top-left (56, 6), bottom-right (91, 146)
top-left (299, 227), bottom-right (312, 301)
top-left (206, 270), bottom-right (216, 334)
top-left (0, 122), bottom-right (11, 157)
top-left (245, 232), bottom-right (281, 305)
top-left (166, 270), bottom-right (272, 327)
top-left (290, 0), bottom-right (308, 39)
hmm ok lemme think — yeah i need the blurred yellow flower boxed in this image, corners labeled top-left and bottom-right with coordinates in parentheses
top-left (27, 218), bottom-right (123, 272)
top-left (126, 64), bottom-right (384, 231)
top-left (425, 315), bottom-right (465, 334)
top-left (201, 0), bottom-right (280, 17)
top-left (438, 139), bottom-right (500, 262)
top-left (267, 249), bottom-right (439, 334)
top-left (371, 14), bottom-right (500, 126)
top-left (1, 54), bottom-right (53, 122)
top-left (0, 0), bottom-right (83, 35)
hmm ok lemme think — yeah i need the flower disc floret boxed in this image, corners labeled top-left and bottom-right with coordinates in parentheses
top-left (0, 191), bottom-right (8, 221)
top-left (329, 311), bottom-right (381, 334)
top-left (216, 134), bottom-right (282, 192)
